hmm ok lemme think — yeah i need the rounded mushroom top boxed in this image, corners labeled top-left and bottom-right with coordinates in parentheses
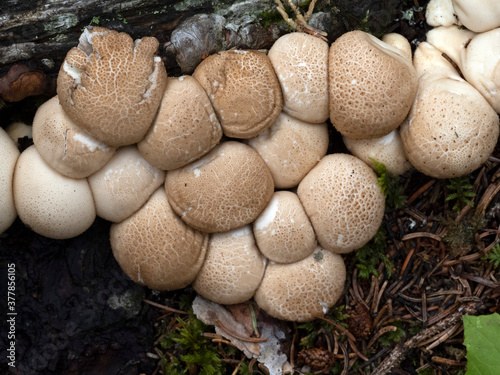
top-left (193, 225), bottom-right (266, 305)
top-left (137, 75), bottom-right (222, 170)
top-left (253, 191), bottom-right (316, 264)
top-left (452, 0), bottom-right (500, 32)
top-left (165, 141), bottom-right (274, 233)
top-left (110, 187), bottom-right (208, 291)
top-left (32, 96), bottom-right (115, 178)
top-left (88, 146), bottom-right (165, 223)
top-left (329, 30), bottom-right (418, 139)
top-left (247, 112), bottom-right (329, 189)
top-left (400, 47), bottom-right (499, 179)
top-left (268, 32), bottom-right (329, 123)
top-left (6, 121), bottom-right (32, 147)
top-left (343, 130), bottom-right (411, 176)
top-left (192, 49), bottom-right (283, 138)
top-left (254, 247), bottom-right (346, 322)
top-left (425, 0), bottom-right (456, 28)
top-left (297, 153), bottom-right (385, 253)
top-left (0, 127), bottom-right (20, 234)
top-left (57, 26), bottom-right (168, 147)
top-left (13, 145), bottom-right (96, 239)
top-left (381, 33), bottom-right (413, 62)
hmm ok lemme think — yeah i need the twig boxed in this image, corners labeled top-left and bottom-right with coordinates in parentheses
top-left (143, 299), bottom-right (188, 315)
top-left (371, 301), bottom-right (484, 375)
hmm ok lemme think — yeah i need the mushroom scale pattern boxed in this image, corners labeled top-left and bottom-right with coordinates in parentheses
top-left (3, 23), bottom-right (499, 323)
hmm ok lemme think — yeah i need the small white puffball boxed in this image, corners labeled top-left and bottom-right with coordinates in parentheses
top-left (452, 0), bottom-right (500, 33)
top-left (0, 128), bottom-right (20, 234)
top-left (13, 145), bottom-right (96, 239)
top-left (425, 0), bottom-right (457, 28)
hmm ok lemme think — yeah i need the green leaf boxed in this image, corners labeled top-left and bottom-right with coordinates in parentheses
top-left (463, 313), bottom-right (500, 375)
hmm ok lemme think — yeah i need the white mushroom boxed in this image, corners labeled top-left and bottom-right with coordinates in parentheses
top-left (0, 128), bottom-right (20, 234)
top-left (13, 145), bottom-right (96, 239)
top-left (451, 0), bottom-right (500, 33)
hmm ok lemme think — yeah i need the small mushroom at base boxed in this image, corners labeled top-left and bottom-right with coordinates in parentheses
top-left (0, 128), bottom-right (20, 234)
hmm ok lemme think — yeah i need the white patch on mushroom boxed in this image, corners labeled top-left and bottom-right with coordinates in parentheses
top-left (254, 195), bottom-right (280, 231)
top-left (73, 133), bottom-right (112, 152)
top-left (62, 61), bottom-right (84, 86)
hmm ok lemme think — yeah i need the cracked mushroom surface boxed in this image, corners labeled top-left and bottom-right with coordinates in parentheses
top-left (329, 30), bottom-right (418, 139)
top-left (400, 42), bottom-right (499, 179)
top-left (165, 141), bottom-right (274, 233)
top-left (193, 226), bottom-right (266, 305)
top-left (32, 96), bottom-right (115, 178)
top-left (57, 26), bottom-right (168, 147)
top-left (254, 247), bottom-right (346, 322)
top-left (110, 187), bottom-right (208, 291)
top-left (297, 153), bottom-right (385, 254)
top-left (137, 75), bottom-right (222, 170)
top-left (193, 49), bottom-right (283, 139)
top-left (268, 32), bottom-right (329, 123)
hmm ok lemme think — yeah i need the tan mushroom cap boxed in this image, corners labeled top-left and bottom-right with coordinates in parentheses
top-left (32, 96), bottom-right (115, 178)
top-left (381, 33), bottom-right (413, 62)
top-left (13, 145), bottom-right (96, 239)
top-left (0, 128), bottom-right (20, 234)
top-left (247, 113), bottom-right (329, 189)
top-left (57, 27), bottom-right (168, 147)
top-left (254, 247), bottom-right (346, 322)
top-left (297, 154), bottom-right (385, 254)
top-left (343, 130), bottom-right (411, 176)
top-left (329, 30), bottom-right (418, 139)
top-left (400, 43), bottom-right (499, 179)
top-left (193, 226), bottom-right (266, 305)
top-left (268, 32), bottom-right (329, 123)
top-left (88, 146), bottom-right (165, 223)
top-left (110, 187), bottom-right (208, 291)
top-left (166, 141), bottom-right (274, 233)
top-left (253, 191), bottom-right (316, 264)
top-left (193, 49), bottom-right (283, 138)
top-left (137, 76), bottom-right (222, 170)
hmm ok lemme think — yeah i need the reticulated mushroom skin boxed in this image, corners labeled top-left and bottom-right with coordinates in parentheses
top-left (32, 96), bottom-right (115, 178)
top-left (268, 32), bottom-right (329, 123)
top-left (254, 247), bottom-right (346, 322)
top-left (0, 128), bottom-right (20, 234)
top-left (88, 146), bottom-right (165, 223)
top-left (165, 141), bottom-right (274, 233)
top-left (343, 130), bottom-right (411, 176)
top-left (138, 76), bottom-right (222, 170)
top-left (57, 27), bottom-right (168, 147)
top-left (247, 112), bottom-right (329, 189)
top-left (329, 31), bottom-right (418, 139)
top-left (254, 191), bottom-right (316, 264)
top-left (400, 42), bottom-right (500, 179)
top-left (13, 145), bottom-right (96, 239)
top-left (297, 154), bottom-right (385, 254)
top-left (193, 226), bottom-right (266, 305)
top-left (192, 49), bottom-right (283, 138)
top-left (110, 187), bottom-right (208, 291)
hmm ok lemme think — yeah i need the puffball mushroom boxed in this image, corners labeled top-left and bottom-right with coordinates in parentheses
top-left (247, 112), bottom-right (329, 189)
top-left (6, 121), bottom-right (32, 147)
top-left (329, 30), bottom-right (418, 139)
top-left (0, 128), bottom-right (20, 234)
top-left (343, 130), bottom-right (411, 176)
top-left (110, 187), bottom-right (208, 291)
top-left (193, 49), bottom-right (283, 139)
top-left (88, 146), bottom-right (165, 223)
top-left (268, 32), bottom-right (329, 123)
top-left (254, 247), bottom-right (346, 322)
top-left (427, 26), bottom-right (500, 113)
top-left (451, 0), bottom-right (500, 33)
top-left (400, 42), bottom-right (499, 179)
top-left (57, 26), bottom-right (168, 147)
top-left (166, 141), bottom-right (274, 233)
top-left (137, 75), bottom-right (222, 170)
top-left (425, 0), bottom-right (456, 28)
top-left (193, 226), bottom-right (266, 305)
top-left (253, 191), bottom-right (316, 264)
top-left (32, 96), bottom-right (115, 178)
top-left (13, 145), bottom-right (96, 239)
top-left (297, 153), bottom-right (385, 254)
top-left (381, 33), bottom-right (413, 62)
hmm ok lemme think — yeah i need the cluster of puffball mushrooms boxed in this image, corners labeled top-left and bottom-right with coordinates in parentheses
top-left (1, 0), bottom-right (500, 322)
